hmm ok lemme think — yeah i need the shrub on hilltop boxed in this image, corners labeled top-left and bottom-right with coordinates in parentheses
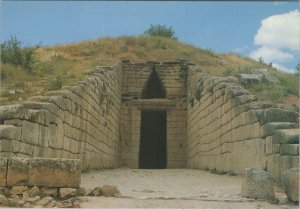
top-left (144, 24), bottom-right (177, 40)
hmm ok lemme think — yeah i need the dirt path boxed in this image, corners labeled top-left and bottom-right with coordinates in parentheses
top-left (80, 168), bottom-right (298, 208)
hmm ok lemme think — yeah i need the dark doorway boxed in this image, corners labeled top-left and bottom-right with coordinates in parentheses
top-left (139, 110), bottom-right (167, 169)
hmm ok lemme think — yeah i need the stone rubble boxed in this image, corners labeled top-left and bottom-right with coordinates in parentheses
top-left (100, 185), bottom-right (120, 197)
top-left (241, 168), bottom-right (276, 202)
top-left (0, 184), bottom-right (120, 208)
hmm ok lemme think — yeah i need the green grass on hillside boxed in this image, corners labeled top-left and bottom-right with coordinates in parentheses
top-left (0, 35), bottom-right (299, 107)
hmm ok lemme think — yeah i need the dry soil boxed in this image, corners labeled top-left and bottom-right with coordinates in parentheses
top-left (80, 168), bottom-right (298, 209)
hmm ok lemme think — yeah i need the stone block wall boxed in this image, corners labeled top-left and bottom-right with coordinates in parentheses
top-left (266, 128), bottom-right (299, 183)
top-left (186, 70), bottom-right (299, 182)
top-left (121, 60), bottom-right (187, 99)
top-left (0, 64), bottom-right (122, 171)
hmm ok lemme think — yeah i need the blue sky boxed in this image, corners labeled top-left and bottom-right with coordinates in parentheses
top-left (1, 1), bottom-right (299, 72)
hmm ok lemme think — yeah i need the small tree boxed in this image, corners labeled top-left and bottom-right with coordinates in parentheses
top-left (144, 24), bottom-right (177, 40)
top-left (0, 36), bottom-right (23, 66)
top-left (0, 36), bottom-right (36, 72)
top-left (258, 57), bottom-right (264, 64)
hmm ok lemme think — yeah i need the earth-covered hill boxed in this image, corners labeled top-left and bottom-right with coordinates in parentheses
top-left (0, 36), bottom-right (298, 109)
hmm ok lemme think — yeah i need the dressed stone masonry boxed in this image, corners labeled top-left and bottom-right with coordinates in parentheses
top-left (0, 60), bottom-right (298, 188)
top-left (187, 69), bottom-right (299, 184)
top-left (0, 64), bottom-right (122, 171)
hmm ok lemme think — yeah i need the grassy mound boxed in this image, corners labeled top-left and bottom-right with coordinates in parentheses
top-left (0, 36), bottom-right (298, 107)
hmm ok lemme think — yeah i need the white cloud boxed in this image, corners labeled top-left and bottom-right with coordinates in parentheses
top-left (249, 46), bottom-right (294, 63)
top-left (254, 10), bottom-right (300, 51)
top-left (249, 10), bottom-right (300, 72)
top-left (272, 63), bottom-right (295, 73)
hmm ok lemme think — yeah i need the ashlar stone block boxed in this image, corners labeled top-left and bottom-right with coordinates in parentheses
top-left (7, 157), bottom-right (30, 186)
top-left (28, 158), bottom-right (81, 187)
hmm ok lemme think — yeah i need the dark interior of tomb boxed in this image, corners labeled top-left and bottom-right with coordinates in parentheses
top-left (141, 69), bottom-right (166, 99)
top-left (139, 110), bottom-right (167, 169)
top-left (139, 68), bottom-right (167, 169)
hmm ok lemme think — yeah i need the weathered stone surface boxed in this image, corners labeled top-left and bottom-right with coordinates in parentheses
top-left (282, 168), bottom-right (299, 202)
top-left (28, 186), bottom-right (40, 197)
top-left (33, 204), bottom-right (43, 208)
top-left (233, 95), bottom-right (257, 106)
top-left (279, 156), bottom-right (299, 181)
top-left (0, 158), bottom-right (7, 186)
top-left (40, 187), bottom-right (58, 197)
top-left (26, 195), bottom-right (41, 203)
top-left (10, 186), bottom-right (29, 195)
top-left (7, 157), bottom-right (30, 186)
top-left (0, 125), bottom-right (21, 140)
top-left (0, 187), bottom-right (9, 196)
top-left (261, 122), bottom-right (297, 137)
top-left (22, 191), bottom-right (29, 200)
top-left (87, 187), bottom-right (102, 196)
top-left (28, 158), bottom-right (81, 187)
top-left (23, 202), bottom-right (32, 207)
top-left (280, 144), bottom-right (299, 156)
top-left (0, 194), bottom-right (9, 206)
top-left (59, 188), bottom-right (77, 199)
top-left (255, 109), bottom-right (298, 125)
top-left (274, 129), bottom-right (299, 144)
top-left (253, 69), bottom-right (279, 83)
top-left (248, 101), bottom-right (275, 110)
top-left (0, 104), bottom-right (28, 121)
top-left (45, 200), bottom-right (56, 208)
top-left (7, 197), bottom-right (19, 207)
top-left (36, 196), bottom-right (53, 206)
top-left (239, 73), bottom-right (263, 84)
top-left (69, 197), bottom-right (81, 208)
top-left (77, 187), bottom-right (86, 196)
top-left (241, 168), bottom-right (275, 200)
top-left (100, 185), bottom-right (120, 197)
top-left (11, 194), bottom-right (20, 201)
top-left (17, 200), bottom-right (25, 207)
top-left (266, 136), bottom-right (274, 155)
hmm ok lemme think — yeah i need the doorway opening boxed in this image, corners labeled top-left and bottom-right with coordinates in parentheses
top-left (139, 110), bottom-right (167, 169)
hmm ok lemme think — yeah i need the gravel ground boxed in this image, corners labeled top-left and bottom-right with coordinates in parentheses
top-left (80, 168), bottom-right (298, 208)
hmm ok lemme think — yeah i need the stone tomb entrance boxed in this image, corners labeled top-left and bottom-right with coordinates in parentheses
top-left (139, 109), bottom-right (167, 169)
top-left (139, 69), bottom-right (167, 169)
top-left (121, 61), bottom-right (187, 168)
